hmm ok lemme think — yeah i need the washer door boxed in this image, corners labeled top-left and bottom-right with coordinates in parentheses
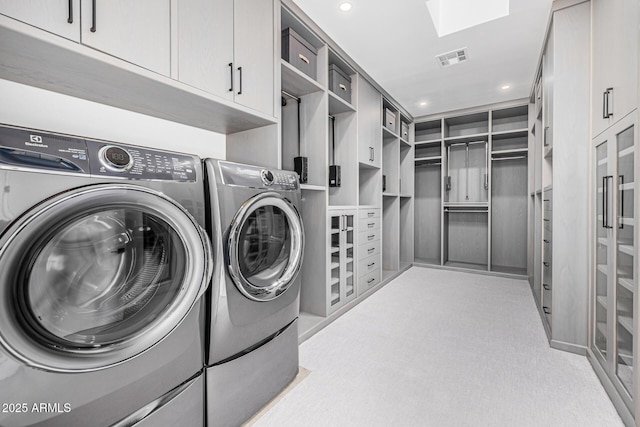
top-left (227, 192), bottom-right (304, 301)
top-left (0, 184), bottom-right (212, 372)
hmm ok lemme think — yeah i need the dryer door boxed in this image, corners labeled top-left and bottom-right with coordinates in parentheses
top-left (0, 184), bottom-right (212, 372)
top-left (227, 192), bottom-right (304, 301)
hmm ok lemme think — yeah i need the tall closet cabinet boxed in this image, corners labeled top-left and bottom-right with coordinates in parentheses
top-left (279, 1), bottom-right (414, 341)
top-left (588, 0), bottom-right (640, 423)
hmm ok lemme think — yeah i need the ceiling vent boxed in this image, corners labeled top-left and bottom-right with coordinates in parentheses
top-left (436, 48), bottom-right (469, 67)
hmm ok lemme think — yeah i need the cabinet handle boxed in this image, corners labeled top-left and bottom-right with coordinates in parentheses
top-left (368, 223), bottom-right (375, 228)
top-left (367, 212), bottom-right (374, 217)
top-left (543, 306), bottom-right (551, 315)
top-left (228, 63), bottom-right (233, 92)
top-left (543, 262), bottom-right (549, 267)
top-left (67, 0), bottom-right (73, 24)
top-left (367, 235), bottom-right (374, 241)
top-left (367, 278), bottom-right (375, 284)
top-left (603, 88), bottom-right (613, 119)
top-left (368, 248), bottom-right (375, 254)
top-left (367, 262), bottom-right (375, 268)
top-left (619, 175), bottom-right (624, 229)
top-left (298, 54), bottom-right (310, 64)
top-left (339, 83), bottom-right (347, 92)
top-left (543, 284), bottom-right (551, 291)
top-left (543, 239), bottom-right (550, 243)
top-left (372, 147), bottom-right (374, 162)
top-left (603, 176), bottom-right (609, 229)
top-left (90, 0), bottom-right (96, 32)
top-left (237, 67), bottom-right (243, 95)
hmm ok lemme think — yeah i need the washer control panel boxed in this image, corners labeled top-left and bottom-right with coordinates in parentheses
top-left (219, 161), bottom-right (298, 191)
top-left (87, 140), bottom-right (197, 181)
top-left (0, 124), bottom-right (198, 181)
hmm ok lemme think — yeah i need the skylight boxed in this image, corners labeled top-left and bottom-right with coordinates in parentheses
top-left (426, 0), bottom-right (510, 37)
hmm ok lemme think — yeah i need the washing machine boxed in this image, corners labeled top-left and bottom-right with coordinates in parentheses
top-left (0, 124), bottom-right (213, 427)
top-left (204, 160), bottom-right (304, 427)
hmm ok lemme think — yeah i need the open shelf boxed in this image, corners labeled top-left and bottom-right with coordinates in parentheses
top-left (415, 119), bottom-right (442, 143)
top-left (281, 60), bottom-right (324, 97)
top-left (328, 91), bottom-right (356, 114)
top-left (382, 126), bottom-right (399, 140)
top-left (444, 133), bottom-right (489, 144)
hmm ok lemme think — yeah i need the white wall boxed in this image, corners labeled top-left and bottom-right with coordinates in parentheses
top-left (0, 79), bottom-right (226, 159)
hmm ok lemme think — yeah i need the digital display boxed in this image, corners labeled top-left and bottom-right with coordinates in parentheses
top-left (105, 146), bottom-right (131, 167)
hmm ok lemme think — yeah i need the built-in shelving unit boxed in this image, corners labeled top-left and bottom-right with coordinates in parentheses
top-left (414, 104), bottom-right (528, 277)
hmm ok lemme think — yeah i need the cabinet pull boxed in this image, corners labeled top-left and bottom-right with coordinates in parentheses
top-left (543, 306), bottom-right (551, 315)
top-left (543, 239), bottom-right (550, 243)
top-left (602, 176), bottom-right (608, 229)
top-left (339, 83), bottom-right (347, 92)
top-left (90, 0), bottom-right (96, 32)
top-left (368, 248), bottom-right (375, 254)
top-left (543, 262), bottom-right (549, 267)
top-left (368, 223), bottom-right (374, 228)
top-left (237, 67), bottom-right (243, 95)
top-left (483, 173), bottom-right (488, 190)
top-left (228, 63), bottom-right (233, 92)
top-left (298, 54), bottom-right (310, 64)
top-left (367, 262), bottom-right (375, 268)
top-left (367, 235), bottom-right (374, 241)
top-left (619, 175), bottom-right (624, 229)
top-left (367, 278), bottom-right (375, 284)
top-left (543, 284), bottom-right (551, 291)
top-left (67, 0), bottom-right (73, 24)
top-left (372, 147), bottom-right (374, 162)
top-left (367, 212), bottom-right (374, 217)
top-left (603, 88), bottom-right (613, 119)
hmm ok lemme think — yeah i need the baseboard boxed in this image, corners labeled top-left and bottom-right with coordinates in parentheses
top-left (413, 262), bottom-right (528, 280)
top-left (550, 339), bottom-right (586, 356)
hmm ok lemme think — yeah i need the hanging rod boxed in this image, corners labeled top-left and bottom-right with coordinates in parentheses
top-left (492, 155), bottom-right (527, 161)
top-left (448, 140), bottom-right (487, 147)
top-left (444, 209), bottom-right (488, 213)
top-left (416, 162), bottom-right (441, 167)
top-left (281, 90), bottom-right (300, 101)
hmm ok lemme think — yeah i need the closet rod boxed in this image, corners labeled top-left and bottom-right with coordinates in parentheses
top-left (444, 209), bottom-right (489, 213)
top-left (448, 140), bottom-right (487, 147)
top-left (416, 162), bottom-right (441, 167)
top-left (492, 155), bottom-right (527, 161)
top-left (281, 90), bottom-right (300, 101)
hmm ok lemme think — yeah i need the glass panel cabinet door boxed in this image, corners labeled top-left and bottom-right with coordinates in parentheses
top-left (595, 140), bottom-right (609, 361)
top-left (615, 124), bottom-right (635, 396)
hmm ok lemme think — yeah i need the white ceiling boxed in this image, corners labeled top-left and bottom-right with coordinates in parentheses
top-left (291, 0), bottom-right (553, 118)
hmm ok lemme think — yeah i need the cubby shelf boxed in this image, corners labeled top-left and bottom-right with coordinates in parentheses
top-left (328, 91), bottom-right (356, 114)
top-left (281, 60), bottom-right (324, 97)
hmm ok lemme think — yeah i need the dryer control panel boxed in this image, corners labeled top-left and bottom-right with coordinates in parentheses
top-left (0, 125), bottom-right (198, 182)
top-left (218, 161), bottom-right (299, 191)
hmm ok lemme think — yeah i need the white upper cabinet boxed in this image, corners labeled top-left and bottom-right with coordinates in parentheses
top-left (177, 0), bottom-right (275, 117)
top-left (0, 0), bottom-right (80, 42)
top-left (592, 0), bottom-right (639, 137)
top-left (80, 0), bottom-right (170, 76)
top-left (357, 78), bottom-right (382, 168)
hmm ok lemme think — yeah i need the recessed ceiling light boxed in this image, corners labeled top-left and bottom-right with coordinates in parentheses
top-left (339, 2), bottom-right (352, 11)
top-left (501, 84), bottom-right (511, 90)
top-left (419, 101), bottom-right (428, 107)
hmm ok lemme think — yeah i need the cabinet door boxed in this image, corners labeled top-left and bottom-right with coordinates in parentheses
top-left (80, 0), bottom-right (171, 76)
top-left (233, 0), bottom-right (274, 116)
top-left (341, 212), bottom-right (356, 304)
top-left (542, 27), bottom-right (553, 148)
top-left (176, 0), bottom-right (233, 101)
top-left (329, 213), bottom-right (342, 311)
top-left (592, 0), bottom-right (638, 137)
top-left (0, 0), bottom-right (79, 41)
top-left (357, 78), bottom-right (382, 168)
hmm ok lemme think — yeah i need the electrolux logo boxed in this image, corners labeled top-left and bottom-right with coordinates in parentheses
top-left (25, 135), bottom-right (48, 148)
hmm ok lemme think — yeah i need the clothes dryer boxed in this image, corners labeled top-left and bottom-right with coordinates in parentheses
top-left (204, 160), bottom-right (304, 427)
top-left (0, 125), bottom-right (212, 427)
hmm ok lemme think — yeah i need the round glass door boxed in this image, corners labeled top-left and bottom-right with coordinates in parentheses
top-left (0, 185), bottom-right (212, 372)
top-left (227, 192), bottom-right (304, 301)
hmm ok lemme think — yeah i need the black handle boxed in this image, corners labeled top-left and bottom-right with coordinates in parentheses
top-left (228, 63), bottom-right (233, 92)
top-left (543, 239), bottom-right (550, 243)
top-left (543, 306), bottom-right (551, 315)
top-left (237, 67), bottom-right (243, 95)
top-left (90, 0), bottom-right (96, 32)
top-left (367, 278), bottom-right (375, 284)
top-left (372, 147), bottom-right (374, 162)
top-left (603, 88), bottom-right (613, 119)
top-left (368, 248), bottom-right (375, 253)
top-left (619, 175), bottom-right (624, 229)
top-left (543, 284), bottom-right (550, 291)
top-left (67, 0), bottom-right (73, 23)
top-left (368, 235), bottom-right (374, 240)
top-left (603, 176), bottom-right (608, 229)
top-left (367, 262), bottom-right (375, 268)
top-left (543, 262), bottom-right (549, 267)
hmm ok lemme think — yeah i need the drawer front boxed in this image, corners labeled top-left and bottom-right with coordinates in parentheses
top-left (359, 208), bottom-right (381, 219)
top-left (543, 218), bottom-right (552, 232)
top-left (358, 268), bottom-right (381, 294)
top-left (359, 229), bottom-right (381, 244)
top-left (359, 241), bottom-right (380, 260)
top-left (359, 217), bottom-right (381, 232)
top-left (282, 33), bottom-right (317, 80)
top-left (358, 254), bottom-right (380, 276)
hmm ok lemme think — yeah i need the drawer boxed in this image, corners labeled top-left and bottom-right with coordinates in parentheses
top-left (358, 254), bottom-right (380, 276)
top-left (359, 240), bottom-right (380, 260)
top-left (543, 218), bottom-right (552, 232)
top-left (359, 229), bottom-right (381, 244)
top-left (358, 268), bottom-right (381, 294)
top-left (329, 64), bottom-right (352, 104)
top-left (359, 208), bottom-right (381, 219)
top-left (282, 27), bottom-right (318, 80)
top-left (359, 217), bottom-right (381, 232)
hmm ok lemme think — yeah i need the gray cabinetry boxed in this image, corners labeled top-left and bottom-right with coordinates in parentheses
top-left (0, 0), bottom-right (79, 41)
top-left (177, 0), bottom-right (275, 116)
top-left (591, 0), bottom-right (639, 138)
top-left (358, 78), bottom-right (382, 168)
top-left (328, 210), bottom-right (356, 313)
